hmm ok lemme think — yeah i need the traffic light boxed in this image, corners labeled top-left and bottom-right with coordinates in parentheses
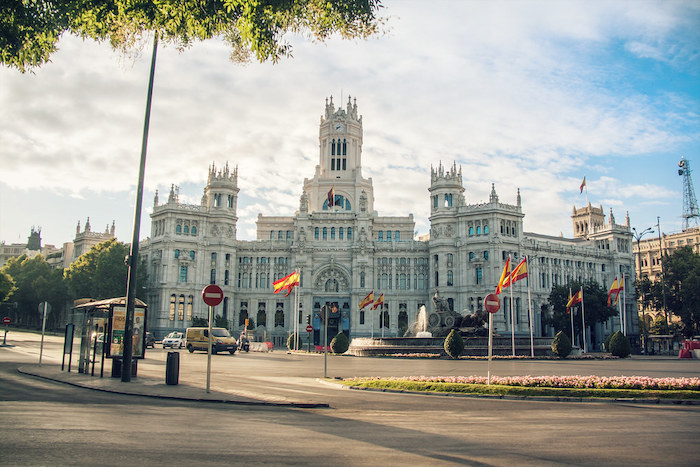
top-left (306, 315), bottom-right (310, 325)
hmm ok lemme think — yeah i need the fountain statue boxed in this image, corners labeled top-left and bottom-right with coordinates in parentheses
top-left (403, 290), bottom-right (469, 337)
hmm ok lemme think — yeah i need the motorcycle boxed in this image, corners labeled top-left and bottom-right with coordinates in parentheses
top-left (238, 336), bottom-right (250, 352)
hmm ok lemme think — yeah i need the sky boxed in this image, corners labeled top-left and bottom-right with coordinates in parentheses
top-left (1, 0), bottom-right (699, 249)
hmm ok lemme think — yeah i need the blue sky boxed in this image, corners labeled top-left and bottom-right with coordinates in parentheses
top-left (1, 0), bottom-right (698, 247)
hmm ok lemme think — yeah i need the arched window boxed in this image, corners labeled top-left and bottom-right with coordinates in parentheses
top-left (191, 226), bottom-right (197, 236)
top-left (378, 231), bottom-right (383, 241)
top-left (360, 271), bottom-right (365, 288)
top-left (342, 139), bottom-right (347, 155)
top-left (347, 227), bottom-right (352, 240)
top-left (275, 309), bottom-right (284, 327)
top-left (169, 295), bottom-right (176, 320)
top-left (339, 227), bottom-right (344, 239)
top-left (323, 227), bottom-right (328, 240)
top-left (484, 225), bottom-right (489, 234)
top-left (270, 231), bottom-right (274, 240)
top-left (278, 230), bottom-right (283, 240)
top-left (189, 250), bottom-right (195, 260)
top-left (387, 230), bottom-right (392, 241)
top-left (484, 251), bottom-right (489, 260)
top-left (187, 295), bottom-right (193, 321)
top-left (469, 252), bottom-right (474, 261)
top-left (447, 270), bottom-right (453, 286)
top-left (176, 224), bottom-right (181, 234)
top-left (331, 227), bottom-right (335, 239)
top-left (331, 139), bottom-right (336, 156)
top-left (476, 226), bottom-right (481, 235)
top-left (314, 227), bottom-right (319, 239)
top-left (183, 225), bottom-right (189, 234)
top-left (174, 249), bottom-right (180, 259)
top-left (178, 295), bottom-right (185, 320)
top-left (395, 231), bottom-right (400, 241)
top-left (469, 227), bottom-right (474, 236)
top-left (381, 273), bottom-right (388, 289)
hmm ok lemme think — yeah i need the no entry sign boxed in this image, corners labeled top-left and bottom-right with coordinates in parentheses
top-left (306, 325), bottom-right (313, 333)
top-left (201, 284), bottom-right (224, 307)
top-left (2, 317), bottom-right (10, 325)
top-left (484, 294), bottom-right (500, 314)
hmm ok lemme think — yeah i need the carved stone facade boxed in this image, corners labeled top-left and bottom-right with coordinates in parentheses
top-left (140, 97), bottom-right (637, 350)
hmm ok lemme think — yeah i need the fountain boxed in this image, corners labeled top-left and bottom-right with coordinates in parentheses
top-left (347, 291), bottom-right (553, 357)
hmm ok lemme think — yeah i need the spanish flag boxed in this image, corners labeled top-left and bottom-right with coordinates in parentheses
top-left (580, 176), bottom-right (586, 194)
top-left (566, 288), bottom-right (583, 309)
top-left (509, 257), bottom-right (528, 285)
top-left (607, 277), bottom-right (619, 306)
top-left (359, 291), bottom-right (374, 309)
top-left (496, 257), bottom-right (511, 294)
top-left (327, 186), bottom-right (335, 207)
top-left (273, 271), bottom-right (300, 297)
top-left (371, 293), bottom-right (384, 310)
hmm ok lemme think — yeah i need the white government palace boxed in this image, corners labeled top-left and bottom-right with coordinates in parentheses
top-left (140, 96), bottom-right (637, 350)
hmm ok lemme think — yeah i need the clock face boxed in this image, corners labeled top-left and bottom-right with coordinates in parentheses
top-left (334, 123), bottom-right (345, 132)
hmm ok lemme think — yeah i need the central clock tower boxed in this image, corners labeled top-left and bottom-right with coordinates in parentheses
top-left (302, 96), bottom-right (375, 213)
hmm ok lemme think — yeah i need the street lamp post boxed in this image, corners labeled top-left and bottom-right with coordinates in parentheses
top-left (656, 217), bottom-right (669, 334)
top-left (632, 226), bottom-right (653, 353)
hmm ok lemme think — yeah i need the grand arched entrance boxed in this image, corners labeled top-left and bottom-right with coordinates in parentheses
top-left (312, 267), bottom-right (351, 346)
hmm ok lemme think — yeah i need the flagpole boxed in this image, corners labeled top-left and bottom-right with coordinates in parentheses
top-left (527, 273), bottom-right (533, 358)
top-left (509, 277), bottom-right (515, 357)
top-left (580, 287), bottom-right (587, 353)
top-left (294, 273), bottom-right (299, 351)
top-left (569, 287), bottom-right (574, 345)
top-left (622, 274), bottom-right (627, 335)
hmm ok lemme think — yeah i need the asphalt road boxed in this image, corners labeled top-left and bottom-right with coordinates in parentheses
top-left (1, 330), bottom-right (699, 466)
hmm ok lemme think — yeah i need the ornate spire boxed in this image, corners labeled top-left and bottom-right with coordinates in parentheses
top-left (517, 188), bottom-right (521, 207)
top-left (489, 183), bottom-right (499, 203)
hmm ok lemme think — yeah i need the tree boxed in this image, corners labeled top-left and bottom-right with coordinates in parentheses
top-left (543, 280), bottom-right (617, 347)
top-left (1, 254), bottom-right (68, 328)
top-left (443, 329), bottom-right (464, 359)
top-left (64, 239), bottom-right (146, 301)
top-left (0, 271), bottom-right (15, 302)
top-left (661, 246), bottom-right (700, 337)
top-left (1, 0), bottom-right (385, 73)
top-left (551, 331), bottom-right (572, 358)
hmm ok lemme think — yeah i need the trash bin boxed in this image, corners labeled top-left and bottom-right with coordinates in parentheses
top-left (111, 358), bottom-right (138, 378)
top-left (166, 351), bottom-right (179, 385)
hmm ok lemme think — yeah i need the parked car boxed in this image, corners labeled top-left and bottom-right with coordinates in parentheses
top-left (145, 332), bottom-right (155, 348)
top-left (162, 331), bottom-right (185, 349)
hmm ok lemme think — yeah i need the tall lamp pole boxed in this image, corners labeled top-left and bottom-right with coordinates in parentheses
top-left (632, 226), bottom-right (654, 353)
top-left (122, 33), bottom-right (159, 382)
top-left (656, 217), bottom-right (669, 335)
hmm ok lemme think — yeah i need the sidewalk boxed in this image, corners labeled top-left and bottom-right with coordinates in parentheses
top-left (17, 363), bottom-right (329, 408)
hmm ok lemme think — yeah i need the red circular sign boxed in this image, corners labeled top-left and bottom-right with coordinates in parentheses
top-left (2, 316), bottom-right (10, 325)
top-left (484, 294), bottom-right (500, 314)
top-left (306, 325), bottom-right (313, 333)
top-left (201, 284), bottom-right (224, 307)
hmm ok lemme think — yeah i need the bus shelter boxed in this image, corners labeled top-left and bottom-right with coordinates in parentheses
top-left (69, 297), bottom-right (148, 376)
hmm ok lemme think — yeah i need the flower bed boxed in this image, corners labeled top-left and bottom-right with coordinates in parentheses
top-left (352, 375), bottom-right (700, 391)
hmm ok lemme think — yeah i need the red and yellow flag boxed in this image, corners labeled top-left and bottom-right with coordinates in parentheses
top-left (607, 277), bottom-right (619, 306)
top-left (566, 288), bottom-right (583, 309)
top-left (273, 271), bottom-right (300, 297)
top-left (327, 186), bottom-right (335, 207)
top-left (496, 257), bottom-right (511, 294)
top-left (359, 291), bottom-right (374, 309)
top-left (580, 176), bottom-right (586, 194)
top-left (371, 293), bottom-right (384, 310)
top-left (509, 257), bottom-right (528, 285)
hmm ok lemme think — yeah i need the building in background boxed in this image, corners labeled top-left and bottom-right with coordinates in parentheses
top-left (140, 97), bottom-right (637, 349)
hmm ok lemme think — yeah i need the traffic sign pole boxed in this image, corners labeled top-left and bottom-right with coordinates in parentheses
top-left (201, 285), bottom-right (224, 394)
top-left (484, 293), bottom-right (501, 385)
top-left (39, 301), bottom-right (49, 366)
top-left (2, 316), bottom-right (10, 346)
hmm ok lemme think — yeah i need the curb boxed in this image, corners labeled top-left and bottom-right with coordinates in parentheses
top-left (18, 367), bottom-right (329, 409)
top-left (321, 379), bottom-right (699, 405)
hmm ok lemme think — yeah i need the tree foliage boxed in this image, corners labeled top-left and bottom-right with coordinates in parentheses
top-left (551, 331), bottom-right (572, 358)
top-left (0, 271), bottom-right (15, 302)
top-left (544, 279), bottom-right (618, 346)
top-left (662, 246), bottom-right (700, 337)
top-left (443, 329), bottom-right (464, 359)
top-left (608, 331), bottom-right (631, 358)
top-left (1, 0), bottom-right (385, 72)
top-left (0, 254), bottom-right (68, 328)
top-left (330, 331), bottom-right (349, 354)
top-left (64, 238), bottom-right (146, 301)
